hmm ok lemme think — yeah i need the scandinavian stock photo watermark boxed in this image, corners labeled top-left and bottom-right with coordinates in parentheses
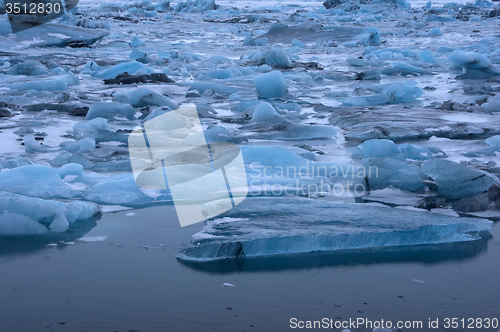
top-left (247, 161), bottom-right (378, 198)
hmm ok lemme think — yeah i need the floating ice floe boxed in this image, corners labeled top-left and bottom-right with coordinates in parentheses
top-left (177, 197), bottom-right (493, 261)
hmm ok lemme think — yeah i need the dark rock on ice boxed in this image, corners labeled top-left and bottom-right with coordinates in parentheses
top-left (103, 73), bottom-right (174, 85)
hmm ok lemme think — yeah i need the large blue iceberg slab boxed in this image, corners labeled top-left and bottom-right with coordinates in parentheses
top-left (177, 197), bottom-right (493, 261)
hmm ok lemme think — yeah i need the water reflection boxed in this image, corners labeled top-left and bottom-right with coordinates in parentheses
top-left (0, 214), bottom-right (101, 257)
top-left (178, 231), bottom-right (492, 274)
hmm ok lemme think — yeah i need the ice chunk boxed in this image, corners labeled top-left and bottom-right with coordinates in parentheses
top-left (2, 74), bottom-right (79, 91)
top-left (427, 27), bottom-right (443, 36)
top-left (253, 70), bottom-right (288, 98)
top-left (259, 24), bottom-right (380, 47)
top-left (0, 212), bottom-right (50, 235)
top-left (421, 160), bottom-right (496, 199)
top-left (82, 61), bottom-right (100, 75)
top-left (113, 88), bottom-right (177, 109)
top-left (177, 197), bottom-right (492, 261)
top-left (0, 157), bottom-right (32, 170)
top-left (364, 158), bottom-right (426, 192)
top-left (449, 51), bottom-right (500, 79)
top-left (243, 35), bottom-right (256, 46)
top-left (92, 61), bottom-right (154, 80)
top-left (174, 0), bottom-right (218, 13)
top-left (0, 23), bottom-right (108, 50)
top-left (0, 165), bottom-right (76, 199)
top-left (178, 82), bottom-right (246, 95)
top-left (130, 49), bottom-right (147, 60)
top-left (129, 37), bottom-right (146, 47)
top-left (426, 14), bottom-right (456, 22)
top-left (86, 102), bottom-right (136, 120)
top-left (6, 61), bottom-right (51, 76)
top-left (242, 103), bottom-right (337, 141)
top-left (24, 134), bottom-right (53, 154)
top-left (417, 50), bottom-right (437, 63)
top-left (485, 135), bottom-right (500, 146)
top-left (81, 174), bottom-right (168, 206)
top-left (383, 61), bottom-right (433, 75)
top-left (0, 192), bottom-right (99, 235)
top-left (251, 102), bottom-right (280, 122)
top-left (292, 38), bottom-right (305, 48)
top-left (63, 137), bottom-right (96, 153)
top-left (351, 139), bottom-right (445, 161)
top-left (481, 94), bottom-right (500, 113)
top-left (206, 68), bottom-right (243, 80)
top-left (261, 49), bottom-right (292, 69)
top-left (341, 81), bottom-right (423, 106)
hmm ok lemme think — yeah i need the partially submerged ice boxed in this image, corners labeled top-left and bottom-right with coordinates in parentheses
top-left (0, 192), bottom-right (100, 235)
top-left (177, 197), bottom-right (492, 261)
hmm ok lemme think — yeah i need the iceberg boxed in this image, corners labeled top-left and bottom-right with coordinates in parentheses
top-left (177, 197), bottom-right (492, 261)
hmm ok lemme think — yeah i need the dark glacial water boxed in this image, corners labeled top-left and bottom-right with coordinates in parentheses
top-left (0, 205), bottom-right (498, 332)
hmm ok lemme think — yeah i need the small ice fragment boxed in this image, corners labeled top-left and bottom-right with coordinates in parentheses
top-left (223, 283), bottom-right (235, 287)
top-left (100, 205), bottom-right (133, 213)
top-left (125, 212), bottom-right (137, 217)
top-left (413, 279), bottom-right (426, 284)
top-left (78, 236), bottom-right (108, 242)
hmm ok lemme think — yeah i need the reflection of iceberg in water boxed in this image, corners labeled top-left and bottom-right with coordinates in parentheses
top-left (177, 197), bottom-right (493, 262)
top-left (178, 232), bottom-right (492, 274)
top-left (0, 214), bottom-right (101, 257)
